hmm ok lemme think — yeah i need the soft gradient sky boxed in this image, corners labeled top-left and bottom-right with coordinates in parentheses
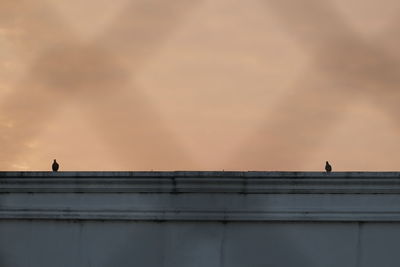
top-left (1, 0), bottom-right (400, 171)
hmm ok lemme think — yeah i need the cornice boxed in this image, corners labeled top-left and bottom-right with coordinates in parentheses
top-left (1, 171), bottom-right (400, 194)
top-left (2, 172), bottom-right (400, 221)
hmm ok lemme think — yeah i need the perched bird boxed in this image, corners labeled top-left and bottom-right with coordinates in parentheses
top-left (325, 161), bottom-right (332, 173)
top-left (52, 159), bottom-right (59, 172)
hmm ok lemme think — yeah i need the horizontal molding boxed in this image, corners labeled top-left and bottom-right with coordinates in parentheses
top-left (1, 209), bottom-right (400, 222)
top-left (2, 172), bottom-right (400, 222)
top-left (1, 171), bottom-right (400, 193)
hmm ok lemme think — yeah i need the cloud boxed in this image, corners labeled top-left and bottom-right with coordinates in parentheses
top-left (1, 0), bottom-right (400, 170)
top-left (227, 0), bottom-right (400, 170)
top-left (0, 0), bottom-right (199, 170)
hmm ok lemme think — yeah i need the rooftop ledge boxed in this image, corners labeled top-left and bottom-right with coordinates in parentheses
top-left (1, 171), bottom-right (400, 194)
top-left (2, 172), bottom-right (400, 221)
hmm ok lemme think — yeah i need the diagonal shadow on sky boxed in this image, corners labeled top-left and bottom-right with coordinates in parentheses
top-left (0, 0), bottom-right (200, 170)
top-left (76, 0), bottom-right (202, 170)
top-left (227, 0), bottom-right (400, 169)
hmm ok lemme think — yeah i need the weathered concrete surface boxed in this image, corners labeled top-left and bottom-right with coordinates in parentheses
top-left (1, 172), bottom-right (400, 267)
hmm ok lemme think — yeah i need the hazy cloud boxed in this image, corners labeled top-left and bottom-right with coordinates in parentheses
top-left (1, 0), bottom-right (400, 170)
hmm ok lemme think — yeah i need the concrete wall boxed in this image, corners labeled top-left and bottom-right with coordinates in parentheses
top-left (2, 221), bottom-right (400, 267)
top-left (1, 172), bottom-right (400, 267)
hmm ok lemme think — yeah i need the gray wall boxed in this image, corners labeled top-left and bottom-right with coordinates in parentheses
top-left (1, 171), bottom-right (400, 267)
top-left (1, 221), bottom-right (400, 267)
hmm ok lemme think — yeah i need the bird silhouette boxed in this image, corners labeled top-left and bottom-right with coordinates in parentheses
top-left (52, 159), bottom-right (59, 172)
top-left (325, 161), bottom-right (332, 173)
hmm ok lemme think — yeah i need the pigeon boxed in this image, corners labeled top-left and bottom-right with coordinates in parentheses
top-left (325, 161), bottom-right (332, 173)
top-left (52, 159), bottom-right (59, 172)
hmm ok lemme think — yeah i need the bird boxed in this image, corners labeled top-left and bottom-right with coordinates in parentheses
top-left (325, 161), bottom-right (332, 173)
top-left (52, 159), bottom-right (59, 172)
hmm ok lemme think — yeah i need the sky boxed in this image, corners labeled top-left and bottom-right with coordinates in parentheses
top-left (1, 0), bottom-right (400, 171)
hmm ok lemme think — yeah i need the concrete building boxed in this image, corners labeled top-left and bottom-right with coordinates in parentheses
top-left (1, 171), bottom-right (400, 267)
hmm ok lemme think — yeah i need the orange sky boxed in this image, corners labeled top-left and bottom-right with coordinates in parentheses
top-left (1, 0), bottom-right (400, 171)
